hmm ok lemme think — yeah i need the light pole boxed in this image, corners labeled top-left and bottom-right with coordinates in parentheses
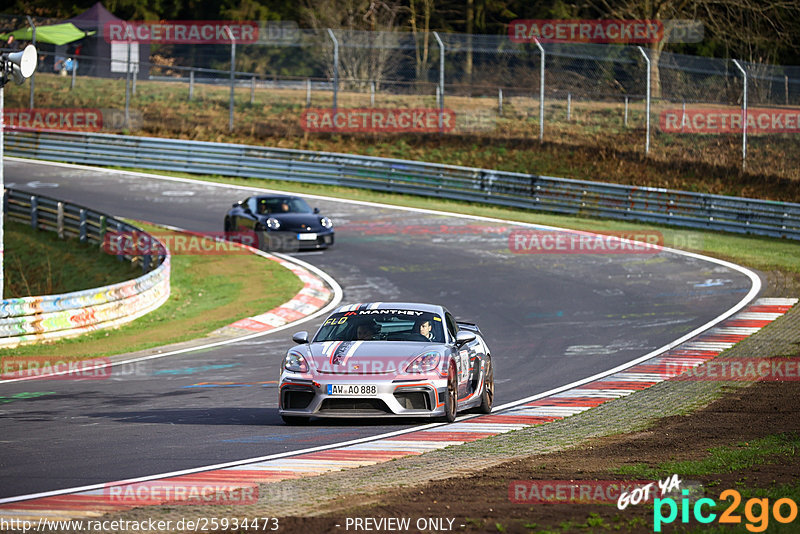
top-left (1, 45), bottom-right (38, 299)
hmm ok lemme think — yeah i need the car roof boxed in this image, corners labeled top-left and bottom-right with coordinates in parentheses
top-left (252, 194), bottom-right (299, 200)
top-left (333, 302), bottom-right (444, 315)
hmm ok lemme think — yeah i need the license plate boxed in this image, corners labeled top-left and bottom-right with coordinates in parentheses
top-left (297, 233), bottom-right (317, 240)
top-left (327, 384), bottom-right (378, 396)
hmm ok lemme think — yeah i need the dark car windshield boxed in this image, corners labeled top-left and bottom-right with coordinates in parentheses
top-left (256, 197), bottom-right (312, 215)
top-left (314, 310), bottom-right (445, 343)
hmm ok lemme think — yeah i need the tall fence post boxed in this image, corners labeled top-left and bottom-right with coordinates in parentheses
top-left (370, 81), bottom-right (375, 106)
top-left (498, 88), bottom-right (503, 115)
top-left (71, 62), bottom-right (76, 90)
top-left (534, 38), bottom-right (544, 142)
top-left (327, 29), bottom-right (339, 114)
top-left (306, 78), bottom-right (311, 107)
top-left (637, 46), bottom-right (651, 155)
top-left (732, 59), bottom-right (747, 170)
top-left (250, 74), bottom-right (255, 104)
top-left (189, 69), bottom-right (194, 100)
top-left (567, 93), bottom-right (571, 121)
top-left (624, 96), bottom-right (629, 127)
top-left (0, 86), bottom-right (4, 297)
top-left (225, 26), bottom-right (236, 132)
top-left (124, 37), bottom-right (131, 129)
top-left (433, 31), bottom-right (445, 133)
top-left (26, 16), bottom-right (35, 111)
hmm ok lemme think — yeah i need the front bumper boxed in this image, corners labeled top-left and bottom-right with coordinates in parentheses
top-left (278, 375), bottom-right (447, 418)
top-left (258, 230), bottom-right (334, 252)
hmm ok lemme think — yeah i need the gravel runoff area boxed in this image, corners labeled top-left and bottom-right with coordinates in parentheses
top-left (26, 271), bottom-right (800, 533)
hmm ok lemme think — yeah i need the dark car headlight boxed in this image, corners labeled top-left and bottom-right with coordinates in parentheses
top-left (320, 217), bottom-right (333, 229)
top-left (284, 351), bottom-right (309, 372)
top-left (266, 217), bottom-right (281, 230)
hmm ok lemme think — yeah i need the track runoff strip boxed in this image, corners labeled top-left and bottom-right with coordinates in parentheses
top-left (0, 298), bottom-right (795, 519)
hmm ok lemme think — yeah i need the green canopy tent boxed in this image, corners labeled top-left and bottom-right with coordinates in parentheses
top-left (1, 23), bottom-right (95, 45)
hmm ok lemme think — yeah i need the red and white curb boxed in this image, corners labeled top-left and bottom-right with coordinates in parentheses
top-left (0, 297), bottom-right (795, 520)
top-left (219, 254), bottom-right (332, 334)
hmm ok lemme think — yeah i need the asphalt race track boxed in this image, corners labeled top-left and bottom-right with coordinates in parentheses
top-left (0, 159), bottom-right (758, 499)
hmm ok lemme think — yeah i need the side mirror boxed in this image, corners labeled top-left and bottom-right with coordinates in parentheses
top-left (232, 202), bottom-right (240, 208)
top-left (455, 331), bottom-right (476, 346)
top-left (292, 331), bottom-right (309, 344)
top-left (313, 207), bottom-right (320, 214)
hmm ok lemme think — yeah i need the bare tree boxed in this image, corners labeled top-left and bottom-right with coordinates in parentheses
top-left (584, 0), bottom-right (800, 98)
top-left (302, 0), bottom-right (405, 90)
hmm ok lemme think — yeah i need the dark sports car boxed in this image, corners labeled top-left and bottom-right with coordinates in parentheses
top-left (224, 194), bottom-right (334, 251)
top-left (278, 302), bottom-right (494, 424)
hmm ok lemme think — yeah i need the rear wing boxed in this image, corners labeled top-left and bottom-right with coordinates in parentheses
top-left (456, 321), bottom-right (482, 336)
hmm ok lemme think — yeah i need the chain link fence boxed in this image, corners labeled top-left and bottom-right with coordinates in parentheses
top-left (2, 16), bottom-right (799, 181)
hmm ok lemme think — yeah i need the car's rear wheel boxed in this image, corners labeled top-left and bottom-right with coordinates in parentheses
top-left (477, 357), bottom-right (494, 414)
top-left (281, 415), bottom-right (309, 426)
top-left (441, 362), bottom-right (458, 423)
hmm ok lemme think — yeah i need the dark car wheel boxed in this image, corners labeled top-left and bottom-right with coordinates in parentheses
top-left (441, 362), bottom-right (458, 423)
top-left (477, 357), bottom-right (494, 414)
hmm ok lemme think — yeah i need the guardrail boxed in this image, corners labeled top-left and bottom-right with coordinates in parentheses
top-left (1, 188), bottom-right (170, 348)
top-left (5, 129), bottom-right (800, 240)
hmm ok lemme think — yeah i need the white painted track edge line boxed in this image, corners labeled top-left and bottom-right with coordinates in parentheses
top-left (0, 157), bottom-right (764, 505)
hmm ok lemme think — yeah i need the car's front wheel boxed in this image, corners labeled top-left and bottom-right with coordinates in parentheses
top-left (441, 362), bottom-right (458, 423)
top-left (477, 357), bottom-right (494, 414)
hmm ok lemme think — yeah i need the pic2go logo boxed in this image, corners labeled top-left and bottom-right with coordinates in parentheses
top-left (654, 489), bottom-right (798, 532)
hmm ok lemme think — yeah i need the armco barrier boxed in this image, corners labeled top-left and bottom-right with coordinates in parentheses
top-left (4, 129), bottom-right (800, 240)
top-left (1, 188), bottom-right (170, 348)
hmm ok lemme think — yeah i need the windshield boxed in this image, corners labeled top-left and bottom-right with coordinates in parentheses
top-left (256, 197), bottom-right (312, 215)
top-left (314, 310), bottom-right (445, 343)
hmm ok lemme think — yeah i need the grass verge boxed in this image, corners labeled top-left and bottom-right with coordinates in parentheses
top-left (0, 221), bottom-right (303, 362)
top-left (4, 219), bottom-right (140, 298)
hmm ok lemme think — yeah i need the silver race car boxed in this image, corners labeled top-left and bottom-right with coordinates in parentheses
top-left (278, 303), bottom-right (494, 424)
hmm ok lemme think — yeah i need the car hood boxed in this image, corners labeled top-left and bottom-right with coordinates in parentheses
top-left (303, 340), bottom-right (441, 375)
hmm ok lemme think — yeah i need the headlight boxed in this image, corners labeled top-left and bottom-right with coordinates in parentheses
top-left (404, 351), bottom-right (441, 374)
top-left (266, 217), bottom-right (281, 230)
top-left (284, 351), bottom-right (308, 372)
top-left (320, 217), bottom-right (333, 229)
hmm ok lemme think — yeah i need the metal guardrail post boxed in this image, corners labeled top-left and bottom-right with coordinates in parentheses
top-left (57, 202), bottom-right (64, 239)
top-left (306, 78), bottom-right (311, 107)
top-left (30, 196), bottom-right (38, 230)
top-left (189, 69), bottom-right (194, 100)
top-left (71, 61), bottom-right (77, 90)
top-left (732, 60), bottom-right (748, 170)
top-left (79, 209), bottom-right (87, 242)
top-left (637, 46), bottom-right (651, 155)
top-left (251, 75), bottom-right (256, 104)
top-left (498, 88), bottom-right (503, 115)
top-left (534, 38), bottom-right (544, 142)
top-left (327, 29), bottom-right (339, 115)
top-left (433, 31), bottom-right (445, 133)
